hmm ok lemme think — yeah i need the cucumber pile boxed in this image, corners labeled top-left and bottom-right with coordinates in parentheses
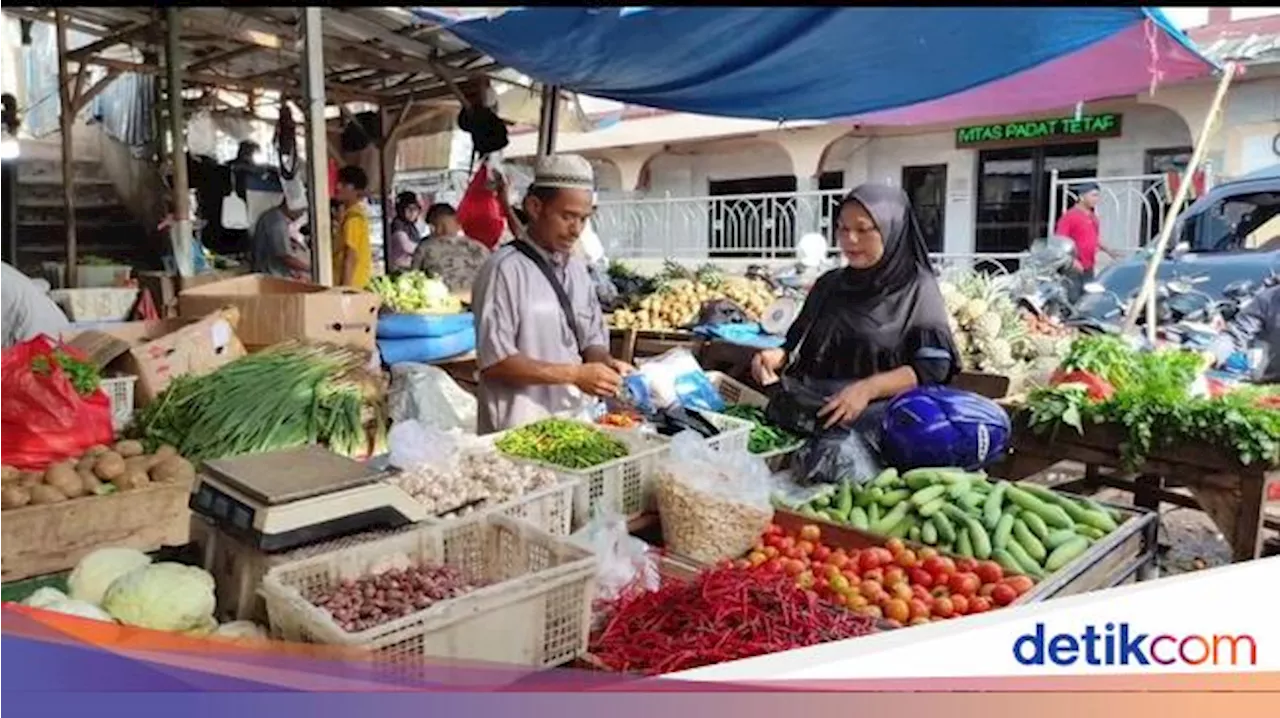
top-left (782, 467), bottom-right (1126, 579)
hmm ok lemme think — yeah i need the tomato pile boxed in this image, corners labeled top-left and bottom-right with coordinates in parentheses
top-left (731, 523), bottom-right (1037, 626)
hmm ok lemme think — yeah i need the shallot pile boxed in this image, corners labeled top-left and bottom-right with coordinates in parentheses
top-left (309, 565), bottom-right (482, 633)
top-left (388, 450), bottom-right (559, 518)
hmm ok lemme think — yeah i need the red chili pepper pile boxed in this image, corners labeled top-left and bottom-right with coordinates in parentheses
top-left (589, 565), bottom-right (875, 675)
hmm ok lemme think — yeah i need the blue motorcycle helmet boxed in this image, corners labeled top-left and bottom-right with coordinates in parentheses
top-left (880, 386), bottom-right (1011, 471)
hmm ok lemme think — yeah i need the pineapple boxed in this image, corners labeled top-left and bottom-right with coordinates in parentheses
top-left (971, 312), bottom-right (1003, 342)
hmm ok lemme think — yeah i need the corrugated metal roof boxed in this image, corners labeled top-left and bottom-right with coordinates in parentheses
top-left (1196, 31), bottom-right (1280, 64)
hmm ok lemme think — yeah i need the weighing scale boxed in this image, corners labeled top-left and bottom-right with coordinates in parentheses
top-left (189, 446), bottom-right (429, 553)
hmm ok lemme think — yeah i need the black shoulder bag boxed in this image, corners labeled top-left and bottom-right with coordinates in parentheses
top-left (511, 240), bottom-right (584, 352)
top-left (763, 299), bottom-right (831, 438)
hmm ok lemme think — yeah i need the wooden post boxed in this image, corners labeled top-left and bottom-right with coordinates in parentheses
top-left (165, 8), bottom-right (194, 277)
top-left (379, 106), bottom-right (393, 275)
top-left (302, 7), bottom-right (332, 285)
top-left (54, 11), bottom-right (78, 288)
top-left (1122, 62), bottom-right (1238, 339)
top-left (535, 84), bottom-right (560, 157)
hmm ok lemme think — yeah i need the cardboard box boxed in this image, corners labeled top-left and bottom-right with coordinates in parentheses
top-left (66, 308), bottom-right (247, 405)
top-left (137, 269), bottom-right (248, 318)
top-left (178, 274), bottom-right (380, 351)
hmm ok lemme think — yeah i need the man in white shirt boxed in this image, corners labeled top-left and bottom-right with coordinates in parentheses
top-left (2, 261), bottom-right (71, 348)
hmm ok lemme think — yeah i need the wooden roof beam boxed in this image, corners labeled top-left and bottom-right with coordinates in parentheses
top-left (186, 45), bottom-right (263, 73)
top-left (66, 19), bottom-right (161, 61)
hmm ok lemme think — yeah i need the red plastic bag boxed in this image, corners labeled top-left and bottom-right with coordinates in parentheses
top-left (456, 164), bottom-right (506, 250)
top-left (1, 336), bottom-right (115, 470)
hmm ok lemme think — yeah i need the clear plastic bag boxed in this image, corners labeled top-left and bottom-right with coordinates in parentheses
top-left (654, 431), bottom-right (774, 564)
top-left (621, 347), bottom-right (724, 414)
top-left (568, 509), bottom-right (659, 606)
top-left (387, 419), bottom-right (459, 472)
top-left (387, 362), bottom-right (478, 434)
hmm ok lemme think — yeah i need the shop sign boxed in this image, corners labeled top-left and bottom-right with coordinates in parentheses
top-left (955, 113), bottom-right (1123, 148)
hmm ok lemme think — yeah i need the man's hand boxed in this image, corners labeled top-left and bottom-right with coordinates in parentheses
top-left (574, 362), bottom-right (623, 397)
top-left (818, 381), bottom-right (874, 429)
top-left (751, 347), bottom-right (786, 386)
top-left (605, 357), bottom-right (635, 377)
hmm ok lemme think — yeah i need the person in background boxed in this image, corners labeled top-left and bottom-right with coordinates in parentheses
top-left (250, 179), bottom-right (311, 280)
top-left (1054, 182), bottom-right (1120, 294)
top-left (471, 153), bottom-right (632, 433)
top-left (333, 165), bottom-right (373, 288)
top-left (387, 191), bottom-right (423, 273)
top-left (2, 261), bottom-right (70, 348)
top-left (410, 202), bottom-right (491, 298)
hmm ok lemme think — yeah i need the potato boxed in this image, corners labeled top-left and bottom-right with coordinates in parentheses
top-left (2, 485), bottom-right (32, 509)
top-left (112, 470), bottom-right (150, 491)
top-left (113, 440), bottom-right (145, 458)
top-left (78, 468), bottom-right (104, 495)
top-left (1, 465), bottom-right (18, 483)
top-left (124, 455), bottom-right (152, 475)
top-left (93, 451), bottom-right (127, 480)
top-left (28, 484), bottom-right (68, 504)
top-left (153, 445), bottom-right (178, 461)
top-left (84, 444), bottom-right (111, 457)
top-left (149, 456), bottom-right (196, 485)
top-left (18, 471), bottom-right (43, 487)
top-left (44, 462), bottom-right (86, 498)
top-left (75, 454), bottom-right (97, 473)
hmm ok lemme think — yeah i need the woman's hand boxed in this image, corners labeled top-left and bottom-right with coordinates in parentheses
top-left (751, 347), bottom-right (786, 386)
top-left (818, 381), bottom-right (875, 429)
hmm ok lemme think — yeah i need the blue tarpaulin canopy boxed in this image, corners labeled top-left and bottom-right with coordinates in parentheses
top-left (413, 7), bottom-right (1215, 123)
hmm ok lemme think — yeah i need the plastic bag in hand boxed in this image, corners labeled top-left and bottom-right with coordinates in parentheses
top-left (621, 347), bottom-right (724, 415)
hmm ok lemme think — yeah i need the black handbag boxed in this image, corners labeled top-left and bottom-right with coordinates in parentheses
top-left (763, 299), bottom-right (830, 437)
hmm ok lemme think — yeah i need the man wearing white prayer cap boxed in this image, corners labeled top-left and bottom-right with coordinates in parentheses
top-left (250, 176), bottom-right (312, 280)
top-left (471, 153), bottom-right (634, 433)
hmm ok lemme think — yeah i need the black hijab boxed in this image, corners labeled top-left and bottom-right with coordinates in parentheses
top-left (784, 184), bottom-right (959, 383)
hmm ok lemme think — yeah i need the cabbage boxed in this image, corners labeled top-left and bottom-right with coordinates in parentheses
top-left (23, 587), bottom-right (69, 609)
top-left (212, 620), bottom-right (269, 642)
top-left (101, 562), bottom-right (216, 632)
top-left (69, 547), bottom-right (152, 605)
top-left (44, 598), bottom-right (116, 623)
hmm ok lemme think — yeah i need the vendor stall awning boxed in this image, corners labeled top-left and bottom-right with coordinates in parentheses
top-left (412, 7), bottom-right (1216, 124)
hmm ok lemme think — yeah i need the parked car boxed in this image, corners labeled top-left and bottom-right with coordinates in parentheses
top-left (1074, 164), bottom-right (1280, 322)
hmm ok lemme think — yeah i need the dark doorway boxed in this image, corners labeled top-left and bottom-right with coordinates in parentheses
top-left (818, 170), bottom-right (845, 245)
top-left (902, 164), bottom-right (947, 254)
top-left (976, 142), bottom-right (1098, 271)
top-left (707, 174), bottom-right (798, 258)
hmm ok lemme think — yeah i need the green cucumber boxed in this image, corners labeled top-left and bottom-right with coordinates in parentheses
top-left (1045, 529), bottom-right (1080, 549)
top-left (966, 517), bottom-right (992, 559)
top-left (1004, 540), bottom-right (1047, 579)
top-left (921, 520), bottom-right (939, 545)
top-left (955, 528), bottom-right (974, 558)
top-left (1021, 511), bottom-right (1051, 541)
top-left (983, 481), bottom-right (1010, 529)
top-left (834, 481), bottom-right (854, 516)
top-left (932, 511), bottom-right (957, 543)
top-left (1007, 486), bottom-right (1074, 529)
top-left (887, 516), bottom-right (913, 539)
top-left (1045, 536), bottom-right (1090, 571)
top-left (878, 489), bottom-right (911, 508)
top-left (1076, 525), bottom-right (1106, 540)
top-left (992, 549), bottom-right (1024, 577)
top-left (868, 502), bottom-right (882, 525)
top-left (917, 496), bottom-right (948, 517)
top-left (908, 526), bottom-right (922, 543)
top-left (992, 513), bottom-right (1016, 551)
top-left (1012, 519), bottom-right (1048, 562)
top-left (848, 506), bottom-right (870, 530)
top-left (910, 484), bottom-right (948, 507)
top-left (958, 491), bottom-right (986, 510)
top-left (946, 478), bottom-right (972, 499)
top-left (871, 502), bottom-right (911, 534)
top-left (870, 468), bottom-right (900, 487)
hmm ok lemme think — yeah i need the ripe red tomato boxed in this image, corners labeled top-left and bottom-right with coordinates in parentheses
top-left (783, 559), bottom-right (807, 576)
top-left (762, 558), bottom-right (784, 573)
top-left (930, 585), bottom-right (951, 599)
top-left (858, 550), bottom-right (883, 573)
top-left (766, 523), bottom-right (785, 537)
top-left (763, 546), bottom-right (780, 559)
top-left (799, 524), bottom-right (822, 542)
top-left (859, 579), bottom-right (882, 597)
top-left (917, 547), bottom-right (940, 562)
top-left (968, 596), bottom-right (992, 614)
top-left (931, 596), bottom-right (955, 618)
top-left (862, 567), bottom-right (884, 583)
top-left (909, 616), bottom-right (931, 627)
top-left (795, 540), bottom-right (815, 555)
top-left (991, 583), bottom-right (1018, 606)
top-left (948, 572), bottom-right (981, 597)
top-left (1005, 575), bottom-right (1036, 595)
top-left (974, 561), bottom-right (1004, 585)
top-left (884, 538), bottom-right (907, 557)
top-left (882, 617), bottom-right (904, 629)
top-left (950, 594), bottom-right (970, 615)
top-left (896, 548), bottom-right (919, 569)
top-left (883, 598), bottom-right (910, 623)
top-left (911, 584), bottom-right (934, 605)
top-left (812, 545), bottom-right (832, 562)
top-left (922, 556), bottom-right (955, 577)
top-left (978, 582), bottom-right (997, 598)
top-left (908, 567), bottom-right (934, 588)
top-left (955, 557), bottom-right (979, 573)
top-left (891, 582), bottom-right (914, 602)
top-left (883, 566), bottom-right (907, 586)
top-left (779, 536), bottom-right (797, 551)
top-left (908, 598), bottom-right (931, 621)
top-left (829, 550), bottom-right (850, 570)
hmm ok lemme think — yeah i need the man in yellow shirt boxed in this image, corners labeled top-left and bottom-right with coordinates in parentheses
top-left (333, 165), bottom-right (373, 287)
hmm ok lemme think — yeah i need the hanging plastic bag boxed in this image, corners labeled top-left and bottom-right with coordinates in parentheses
top-left (654, 431), bottom-right (773, 564)
top-left (1, 336), bottom-right (114, 470)
top-left (219, 173), bottom-right (250, 231)
top-left (456, 164), bottom-right (506, 250)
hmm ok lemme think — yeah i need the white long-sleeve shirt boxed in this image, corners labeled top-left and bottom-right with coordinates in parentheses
top-left (2, 262), bottom-right (71, 348)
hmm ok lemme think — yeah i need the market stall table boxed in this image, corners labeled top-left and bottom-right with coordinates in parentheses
top-left (999, 419), bottom-right (1276, 562)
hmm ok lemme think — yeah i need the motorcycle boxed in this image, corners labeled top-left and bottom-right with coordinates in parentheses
top-left (1013, 236), bottom-right (1079, 321)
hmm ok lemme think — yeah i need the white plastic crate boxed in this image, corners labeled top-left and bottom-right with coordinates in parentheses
top-left (496, 419), bottom-right (671, 527)
top-left (50, 287), bottom-right (139, 322)
top-left (699, 409), bottom-right (754, 455)
top-left (42, 261), bottom-right (133, 289)
top-left (421, 475), bottom-right (579, 537)
top-left (260, 515), bottom-right (597, 669)
top-left (704, 371), bottom-right (803, 470)
top-left (100, 375), bottom-right (137, 431)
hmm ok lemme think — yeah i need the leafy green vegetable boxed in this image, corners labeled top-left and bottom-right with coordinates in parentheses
top-left (720, 404), bottom-right (803, 454)
top-left (31, 348), bottom-right (101, 396)
top-left (1025, 338), bottom-right (1280, 468)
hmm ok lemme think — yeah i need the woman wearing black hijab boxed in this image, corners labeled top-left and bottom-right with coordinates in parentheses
top-left (752, 184), bottom-right (959, 477)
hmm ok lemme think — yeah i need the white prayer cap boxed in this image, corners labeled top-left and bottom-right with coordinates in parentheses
top-left (531, 153), bottom-right (594, 191)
